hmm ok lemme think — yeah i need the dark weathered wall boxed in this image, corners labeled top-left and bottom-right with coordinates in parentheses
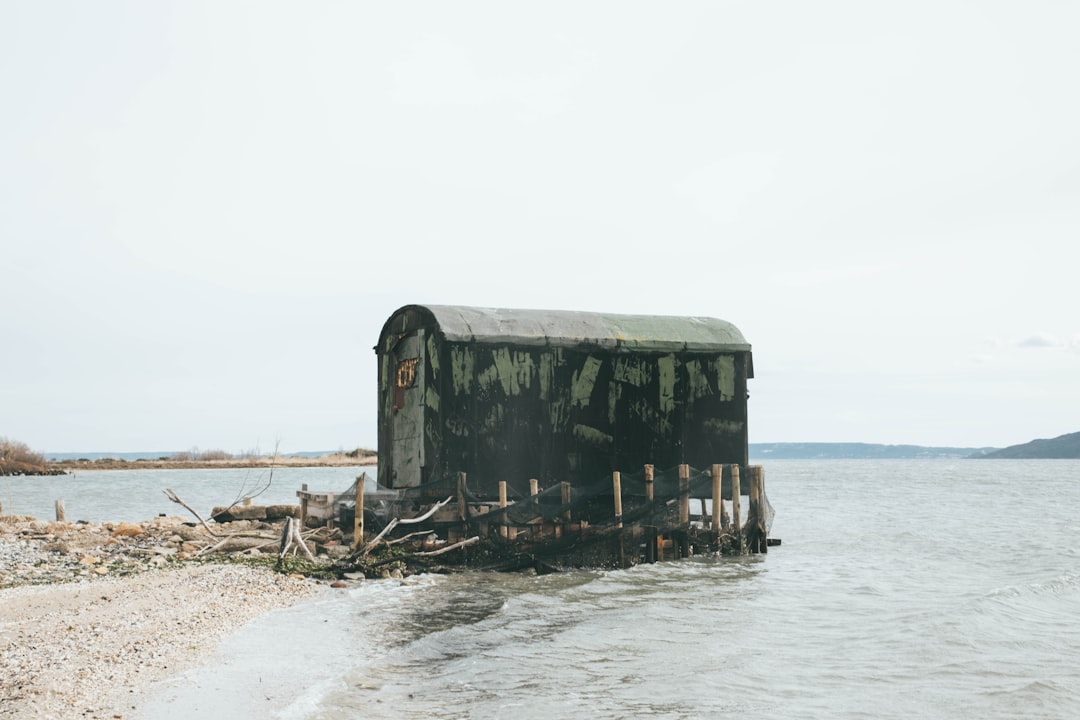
top-left (426, 343), bottom-right (748, 495)
top-left (377, 307), bottom-right (751, 496)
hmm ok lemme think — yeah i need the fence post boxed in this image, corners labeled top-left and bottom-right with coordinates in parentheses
top-left (731, 465), bottom-right (741, 536)
top-left (678, 464), bottom-right (690, 558)
top-left (748, 465), bottom-right (768, 553)
top-left (352, 473), bottom-right (365, 552)
top-left (529, 478), bottom-right (541, 540)
top-left (645, 464), bottom-right (656, 563)
top-left (55, 499), bottom-right (66, 522)
top-left (499, 480), bottom-right (508, 539)
top-left (612, 471), bottom-right (623, 528)
top-left (711, 464), bottom-right (722, 533)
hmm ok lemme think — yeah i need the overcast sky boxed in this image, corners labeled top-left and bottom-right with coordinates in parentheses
top-left (3, 2), bottom-right (1078, 454)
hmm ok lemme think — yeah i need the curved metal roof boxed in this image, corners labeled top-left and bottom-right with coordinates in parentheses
top-left (393, 305), bottom-right (751, 353)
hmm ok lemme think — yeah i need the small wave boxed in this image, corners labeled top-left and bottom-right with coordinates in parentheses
top-left (983, 571), bottom-right (1080, 601)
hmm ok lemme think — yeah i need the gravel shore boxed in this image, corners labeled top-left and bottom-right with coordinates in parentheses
top-left (0, 518), bottom-right (324, 719)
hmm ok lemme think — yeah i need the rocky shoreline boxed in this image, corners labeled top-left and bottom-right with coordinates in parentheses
top-left (0, 515), bottom-right (334, 719)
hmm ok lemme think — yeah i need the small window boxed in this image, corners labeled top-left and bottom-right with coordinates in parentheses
top-left (396, 358), bottom-right (419, 389)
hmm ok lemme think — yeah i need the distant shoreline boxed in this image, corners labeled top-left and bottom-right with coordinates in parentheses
top-left (48, 452), bottom-right (377, 473)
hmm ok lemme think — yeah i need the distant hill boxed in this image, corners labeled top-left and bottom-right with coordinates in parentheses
top-left (750, 442), bottom-right (994, 460)
top-left (973, 431), bottom-right (1080, 459)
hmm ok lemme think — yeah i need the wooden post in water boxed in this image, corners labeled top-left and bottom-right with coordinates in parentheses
top-left (678, 464), bottom-right (691, 558)
top-left (613, 470), bottom-right (625, 567)
top-left (711, 464), bottom-right (723, 534)
top-left (352, 473), bottom-right (365, 552)
top-left (730, 466), bottom-right (741, 535)
top-left (529, 478), bottom-right (541, 540)
top-left (499, 480), bottom-right (508, 539)
top-left (561, 481), bottom-right (572, 523)
top-left (678, 464), bottom-right (690, 527)
top-left (644, 464), bottom-right (657, 563)
top-left (55, 499), bottom-right (65, 522)
top-left (612, 471), bottom-right (623, 528)
top-left (457, 472), bottom-right (468, 521)
top-left (300, 483), bottom-right (309, 528)
top-left (749, 465), bottom-right (768, 553)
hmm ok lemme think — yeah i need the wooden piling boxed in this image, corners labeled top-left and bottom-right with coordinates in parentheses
top-left (561, 481), bottom-right (572, 523)
top-left (731, 465), bottom-right (741, 535)
top-left (612, 471), bottom-right (623, 528)
top-left (749, 465), bottom-right (768, 553)
top-left (678, 464), bottom-right (690, 527)
top-left (529, 478), bottom-right (541, 540)
top-left (678, 465), bottom-right (691, 558)
top-left (352, 473), bottom-right (365, 552)
top-left (645, 464), bottom-right (656, 563)
top-left (613, 471), bottom-right (625, 567)
top-left (300, 483), bottom-right (309, 528)
top-left (499, 480), bottom-right (508, 539)
top-left (55, 499), bottom-right (65, 522)
top-left (711, 464), bottom-right (722, 532)
top-left (457, 472), bottom-right (468, 522)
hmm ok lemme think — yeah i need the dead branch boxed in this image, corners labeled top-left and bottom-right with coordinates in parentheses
top-left (398, 496), bottom-right (453, 525)
top-left (412, 536), bottom-right (480, 557)
top-left (276, 517), bottom-right (315, 562)
top-left (163, 488), bottom-right (221, 537)
top-left (359, 518), bottom-right (399, 555)
top-left (385, 530), bottom-right (435, 546)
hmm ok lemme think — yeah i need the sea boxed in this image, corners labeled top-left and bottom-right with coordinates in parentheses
top-left (4, 459), bottom-right (1079, 719)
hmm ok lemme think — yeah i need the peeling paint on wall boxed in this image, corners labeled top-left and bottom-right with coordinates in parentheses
top-left (571, 356), bottom-right (602, 409)
top-left (425, 387), bottom-right (440, 414)
top-left (685, 359), bottom-right (713, 401)
top-left (427, 334), bottom-right (440, 381)
top-left (486, 348), bottom-right (537, 397)
top-left (549, 398), bottom-right (568, 431)
top-left (608, 381), bottom-right (623, 425)
top-left (446, 417), bottom-right (470, 438)
top-left (483, 404), bottom-right (505, 431)
top-left (657, 354), bottom-right (676, 414)
top-left (613, 357), bottom-right (650, 386)
top-left (714, 356), bottom-right (735, 400)
top-left (451, 346), bottom-right (474, 395)
top-left (538, 350), bottom-right (562, 401)
top-left (573, 424), bottom-right (614, 446)
top-left (703, 418), bottom-right (744, 435)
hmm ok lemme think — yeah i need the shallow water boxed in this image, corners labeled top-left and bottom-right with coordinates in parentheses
top-left (0, 466), bottom-right (372, 522)
top-left (131, 459), bottom-right (1080, 720)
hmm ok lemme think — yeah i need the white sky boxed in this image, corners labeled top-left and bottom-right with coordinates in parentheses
top-left (2, 1), bottom-right (1078, 453)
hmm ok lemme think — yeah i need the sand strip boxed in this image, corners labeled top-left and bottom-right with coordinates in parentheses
top-left (0, 564), bottom-right (320, 719)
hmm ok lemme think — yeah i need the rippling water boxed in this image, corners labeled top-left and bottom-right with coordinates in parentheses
top-left (0, 466), bottom-right (371, 522)
top-left (130, 459), bottom-right (1080, 720)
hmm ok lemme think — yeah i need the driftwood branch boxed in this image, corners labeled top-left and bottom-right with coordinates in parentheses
top-left (278, 517), bottom-right (315, 562)
top-left (412, 536), bottom-right (479, 557)
top-left (385, 530), bottom-right (435, 546)
top-left (398, 496), bottom-right (453, 525)
top-left (359, 518), bottom-right (399, 555)
top-left (162, 488), bottom-right (221, 537)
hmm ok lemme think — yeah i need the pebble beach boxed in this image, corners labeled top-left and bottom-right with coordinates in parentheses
top-left (0, 516), bottom-right (323, 719)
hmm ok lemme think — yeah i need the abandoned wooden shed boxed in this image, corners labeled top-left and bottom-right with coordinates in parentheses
top-left (376, 305), bottom-right (755, 499)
